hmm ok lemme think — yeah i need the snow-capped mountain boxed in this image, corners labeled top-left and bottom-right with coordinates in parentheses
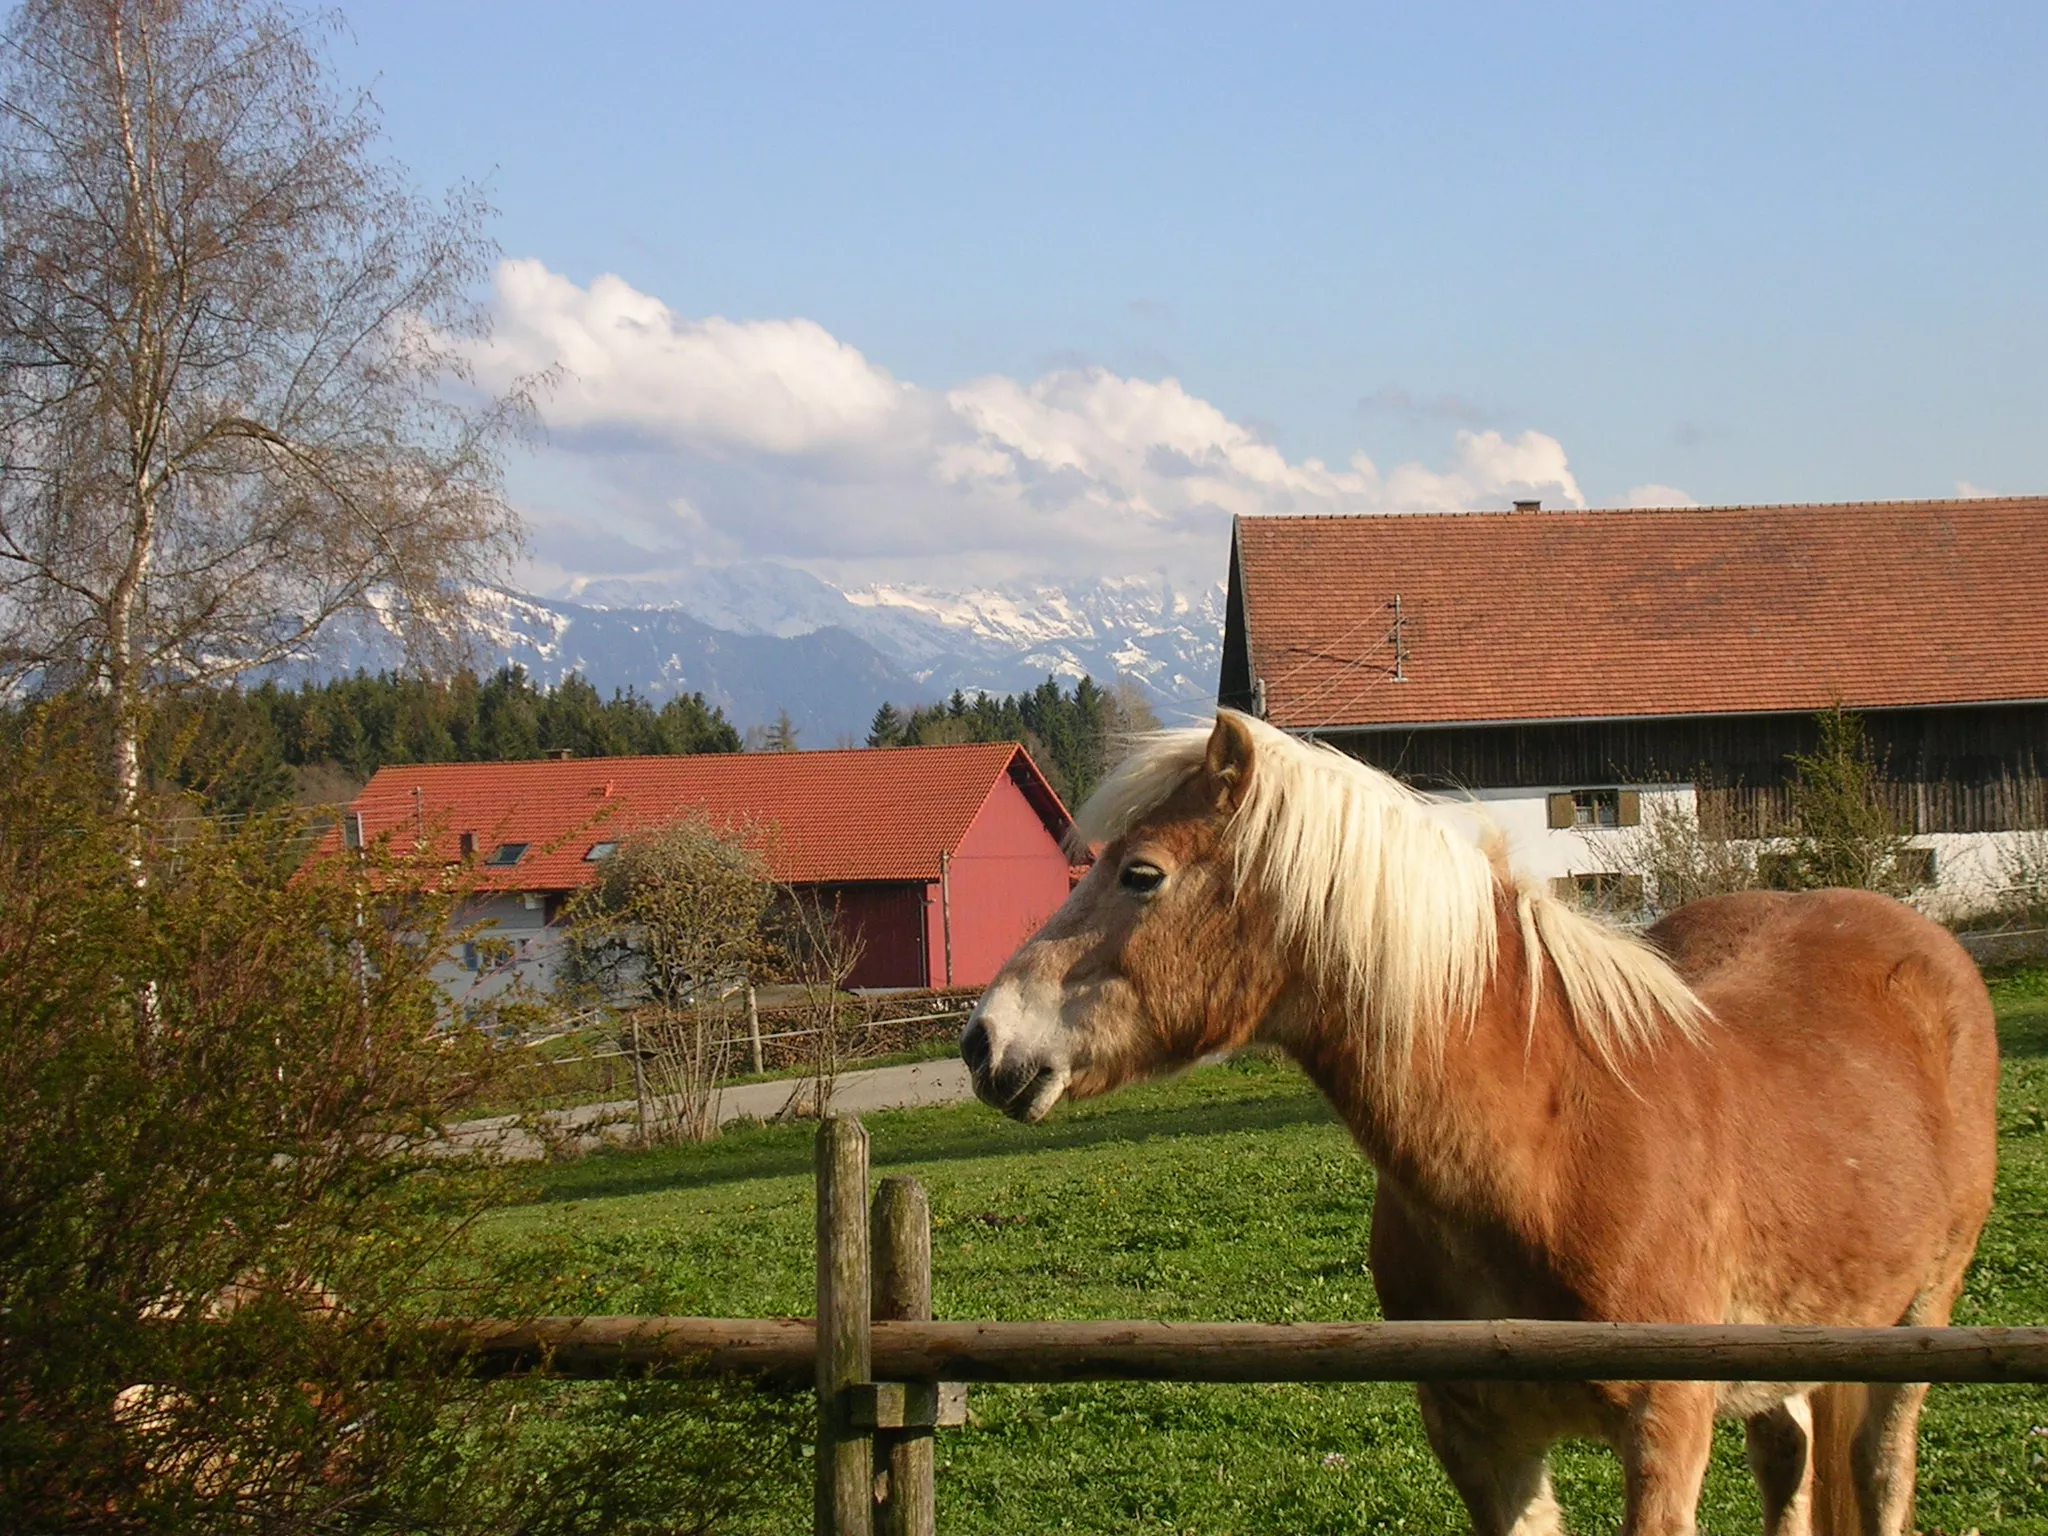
top-left (297, 564), bottom-right (1226, 741)
top-left (560, 565), bottom-right (1225, 713)
top-left (837, 575), bottom-right (1224, 707)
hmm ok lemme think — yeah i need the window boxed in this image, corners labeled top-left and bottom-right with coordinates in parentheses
top-left (584, 840), bottom-right (618, 861)
top-left (1897, 847), bottom-right (1937, 888)
top-left (1546, 789), bottom-right (1642, 830)
top-left (342, 810), bottom-right (364, 850)
top-left (484, 842), bottom-right (529, 867)
top-left (1574, 789), bottom-right (1620, 828)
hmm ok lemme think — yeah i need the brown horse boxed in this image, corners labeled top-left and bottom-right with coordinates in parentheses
top-left (961, 712), bottom-right (1997, 1536)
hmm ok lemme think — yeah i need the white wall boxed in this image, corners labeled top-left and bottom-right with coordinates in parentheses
top-left (1460, 784), bottom-right (1698, 888)
top-left (1910, 829), bottom-right (2040, 923)
top-left (430, 892), bottom-right (568, 1012)
top-left (1452, 783), bottom-right (2034, 918)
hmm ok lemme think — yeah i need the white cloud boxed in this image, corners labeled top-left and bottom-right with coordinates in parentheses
top-left (473, 261), bottom-right (1589, 586)
top-left (1954, 480), bottom-right (2000, 499)
top-left (1617, 482), bottom-right (1698, 508)
top-left (482, 259), bottom-right (918, 458)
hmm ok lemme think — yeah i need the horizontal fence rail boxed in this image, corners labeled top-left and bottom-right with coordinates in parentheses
top-left (449, 1315), bottom-right (2048, 1387)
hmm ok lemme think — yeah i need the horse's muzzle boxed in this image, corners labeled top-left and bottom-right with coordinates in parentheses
top-left (960, 1016), bottom-right (1067, 1122)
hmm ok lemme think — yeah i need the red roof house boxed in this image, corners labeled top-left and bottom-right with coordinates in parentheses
top-left (1215, 496), bottom-right (2048, 910)
top-left (331, 742), bottom-right (1075, 991)
top-left (1222, 496), bottom-right (2048, 732)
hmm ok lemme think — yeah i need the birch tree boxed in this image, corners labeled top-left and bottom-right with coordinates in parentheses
top-left (0, 0), bottom-right (528, 807)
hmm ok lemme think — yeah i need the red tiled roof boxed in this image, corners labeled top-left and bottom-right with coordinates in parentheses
top-left (1233, 498), bottom-right (2048, 730)
top-left (325, 742), bottom-right (1070, 892)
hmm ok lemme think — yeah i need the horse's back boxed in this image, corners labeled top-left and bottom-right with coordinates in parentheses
top-left (1652, 887), bottom-right (1997, 1111)
top-left (1648, 888), bottom-right (1998, 1323)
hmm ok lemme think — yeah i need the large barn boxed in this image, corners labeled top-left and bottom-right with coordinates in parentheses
top-left (1218, 495), bottom-right (2048, 913)
top-left (330, 742), bottom-right (1075, 997)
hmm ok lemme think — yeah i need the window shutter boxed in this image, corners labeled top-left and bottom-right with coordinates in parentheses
top-left (1546, 792), bottom-right (1575, 830)
top-left (1617, 790), bottom-right (1641, 827)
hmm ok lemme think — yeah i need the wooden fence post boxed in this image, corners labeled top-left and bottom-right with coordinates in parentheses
top-left (871, 1177), bottom-right (934, 1536)
top-left (747, 983), bottom-right (764, 1075)
top-left (629, 1013), bottom-right (648, 1142)
top-left (816, 1116), bottom-right (872, 1536)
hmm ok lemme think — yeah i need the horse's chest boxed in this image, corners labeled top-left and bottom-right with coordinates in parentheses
top-left (1368, 1180), bottom-right (1581, 1320)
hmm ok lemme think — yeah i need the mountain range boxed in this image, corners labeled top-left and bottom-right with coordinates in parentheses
top-left (304, 564), bottom-right (1225, 743)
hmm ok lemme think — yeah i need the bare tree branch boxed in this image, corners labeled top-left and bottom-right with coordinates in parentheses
top-left (0, 0), bottom-right (532, 805)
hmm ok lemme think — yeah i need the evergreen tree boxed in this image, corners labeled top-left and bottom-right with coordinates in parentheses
top-left (655, 693), bottom-right (743, 755)
top-left (867, 703), bottom-right (906, 748)
top-left (885, 673), bottom-right (1144, 806)
top-left (476, 667), bottom-right (544, 762)
top-left (758, 709), bottom-right (801, 753)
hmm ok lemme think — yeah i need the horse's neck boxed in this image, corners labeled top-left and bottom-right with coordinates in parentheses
top-left (1286, 896), bottom-right (1572, 1224)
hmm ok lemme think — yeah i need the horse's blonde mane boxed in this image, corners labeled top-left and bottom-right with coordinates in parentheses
top-left (1075, 713), bottom-right (1708, 1080)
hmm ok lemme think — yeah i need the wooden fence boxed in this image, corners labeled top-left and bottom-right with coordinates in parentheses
top-left (513, 990), bottom-right (977, 1083)
top-left (450, 1117), bottom-right (2048, 1536)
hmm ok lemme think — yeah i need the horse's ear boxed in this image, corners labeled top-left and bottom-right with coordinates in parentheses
top-left (1203, 712), bottom-right (1256, 811)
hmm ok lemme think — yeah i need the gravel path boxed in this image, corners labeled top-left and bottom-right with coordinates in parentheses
top-left (446, 1057), bottom-right (977, 1160)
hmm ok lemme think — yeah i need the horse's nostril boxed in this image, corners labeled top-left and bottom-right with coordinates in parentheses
top-left (960, 1018), bottom-right (992, 1076)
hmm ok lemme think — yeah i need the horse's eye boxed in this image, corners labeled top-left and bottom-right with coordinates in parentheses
top-left (1119, 861), bottom-right (1166, 895)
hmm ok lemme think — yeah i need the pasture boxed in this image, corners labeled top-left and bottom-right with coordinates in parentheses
top-left (484, 966), bottom-right (2048, 1534)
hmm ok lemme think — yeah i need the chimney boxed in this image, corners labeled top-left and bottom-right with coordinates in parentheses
top-left (548, 747), bottom-right (574, 761)
top-left (1513, 499), bottom-right (1541, 513)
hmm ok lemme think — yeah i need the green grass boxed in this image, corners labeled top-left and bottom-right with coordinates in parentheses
top-left (482, 971), bottom-right (2048, 1534)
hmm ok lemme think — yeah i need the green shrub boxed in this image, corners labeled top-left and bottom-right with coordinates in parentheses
top-left (0, 717), bottom-right (514, 1530)
top-left (0, 712), bottom-right (810, 1533)
top-left (1779, 706), bottom-right (1917, 896)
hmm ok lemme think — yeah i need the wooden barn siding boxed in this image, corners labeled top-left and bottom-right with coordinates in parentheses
top-left (815, 881), bottom-right (930, 991)
top-left (940, 771), bottom-right (1076, 989)
top-left (1697, 778), bottom-right (2048, 839)
top-left (1322, 702), bottom-right (2048, 835)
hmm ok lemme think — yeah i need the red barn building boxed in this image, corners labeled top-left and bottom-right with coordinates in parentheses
top-left (331, 742), bottom-right (1075, 993)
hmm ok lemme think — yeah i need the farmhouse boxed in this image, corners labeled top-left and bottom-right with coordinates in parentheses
top-left (329, 742), bottom-right (1075, 997)
top-left (1218, 495), bottom-right (2048, 912)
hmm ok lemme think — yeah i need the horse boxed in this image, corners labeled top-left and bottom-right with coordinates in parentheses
top-left (960, 711), bottom-right (1998, 1536)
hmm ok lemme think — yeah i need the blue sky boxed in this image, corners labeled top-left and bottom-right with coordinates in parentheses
top-left (334, 2), bottom-right (2048, 590)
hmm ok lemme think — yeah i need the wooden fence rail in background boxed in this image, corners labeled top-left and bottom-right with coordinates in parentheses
top-left (446, 1116), bottom-right (2048, 1536)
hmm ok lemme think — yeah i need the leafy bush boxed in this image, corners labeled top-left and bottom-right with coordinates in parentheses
top-left (0, 717), bottom-right (510, 1529)
top-left (0, 719), bottom-right (801, 1532)
top-left (561, 815), bottom-right (775, 1144)
top-left (1995, 832), bottom-right (2048, 926)
top-left (1613, 708), bottom-right (1924, 917)
top-left (1607, 798), bottom-right (1764, 915)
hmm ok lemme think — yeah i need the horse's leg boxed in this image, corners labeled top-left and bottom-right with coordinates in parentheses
top-left (1416, 1383), bottom-right (1563, 1536)
top-left (1848, 1382), bottom-right (1927, 1536)
top-left (1745, 1394), bottom-right (1816, 1536)
top-left (1843, 1273), bottom-right (1969, 1534)
top-left (1618, 1382), bottom-right (1715, 1536)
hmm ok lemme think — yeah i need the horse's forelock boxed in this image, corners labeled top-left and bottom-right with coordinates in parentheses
top-left (1069, 725), bottom-right (1218, 853)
